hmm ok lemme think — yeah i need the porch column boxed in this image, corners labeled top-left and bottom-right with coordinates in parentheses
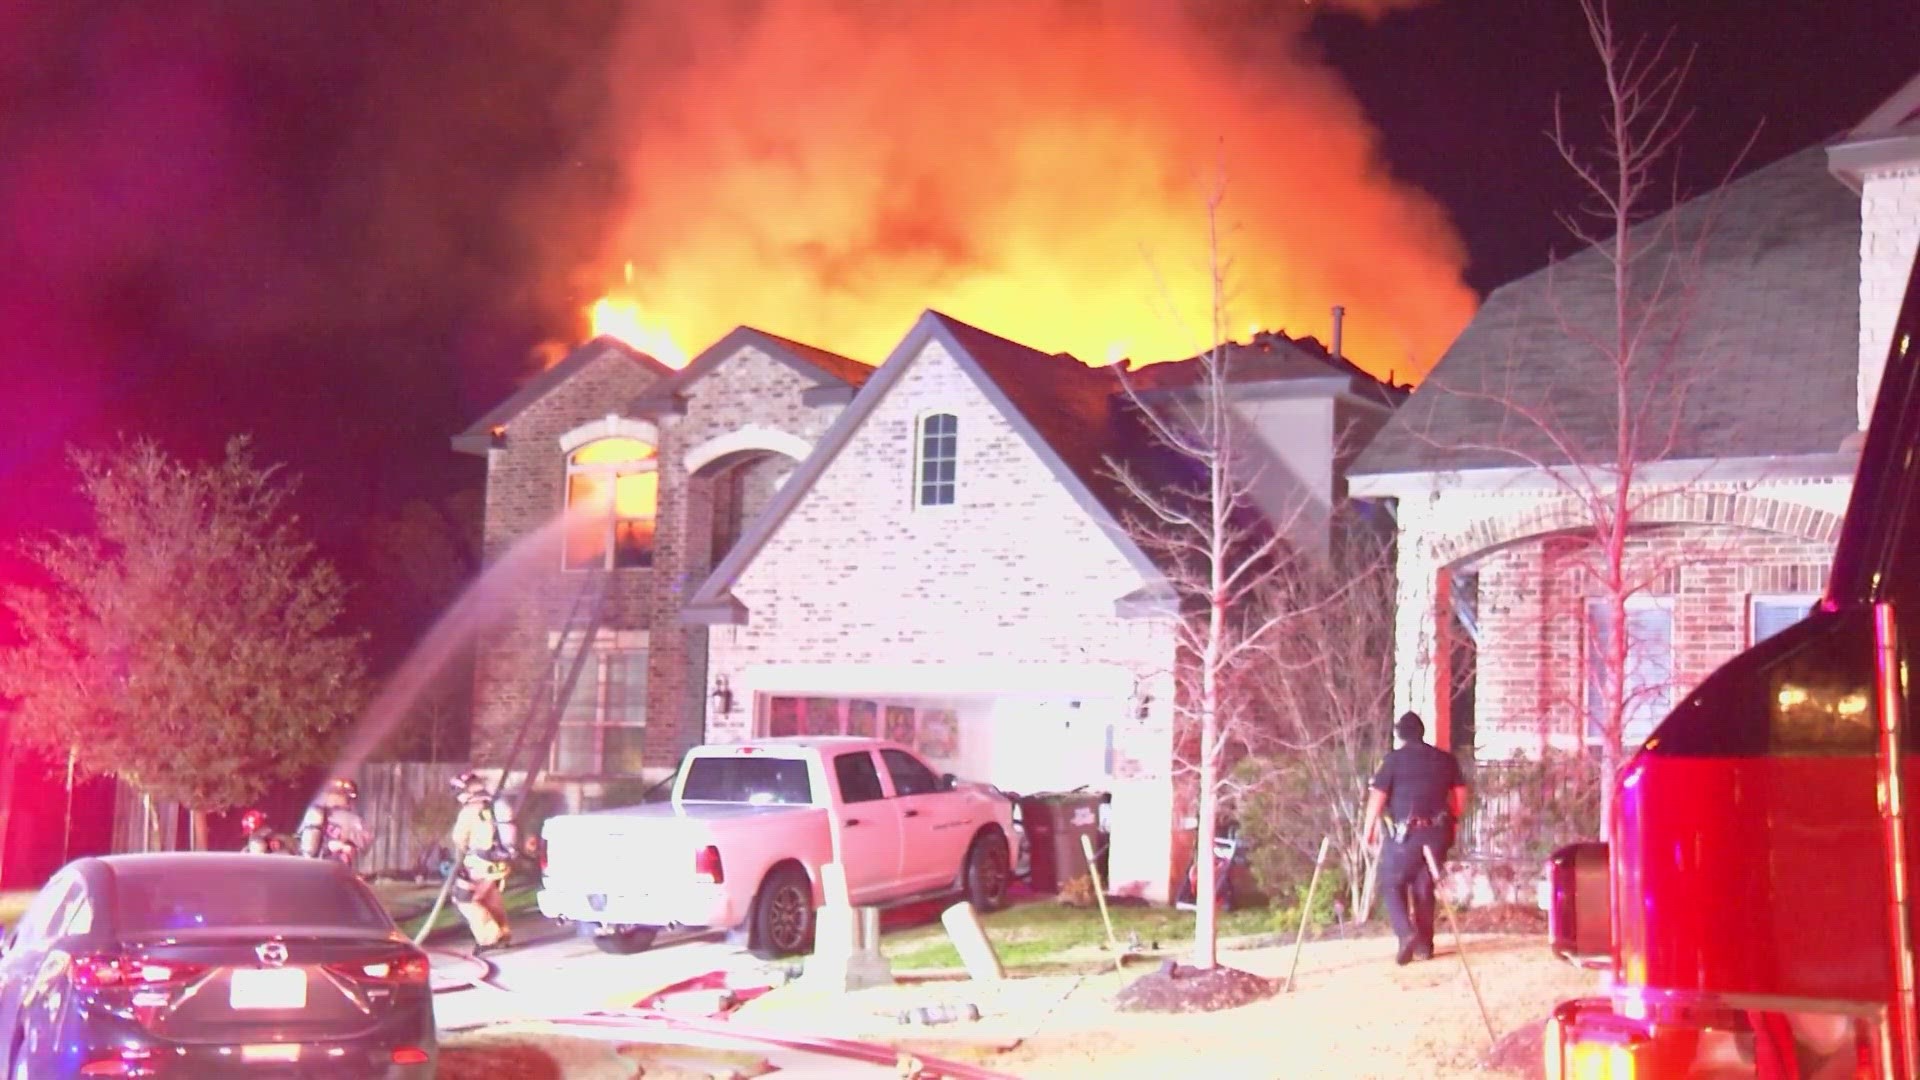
top-left (1392, 538), bottom-right (1443, 732)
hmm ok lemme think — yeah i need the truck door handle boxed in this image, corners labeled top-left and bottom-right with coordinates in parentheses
top-left (903, 809), bottom-right (921, 818)
top-left (845, 818), bottom-right (862, 827)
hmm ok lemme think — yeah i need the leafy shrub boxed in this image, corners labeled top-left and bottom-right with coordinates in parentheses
top-left (1461, 750), bottom-right (1601, 861)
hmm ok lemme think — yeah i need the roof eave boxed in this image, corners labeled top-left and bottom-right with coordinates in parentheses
top-left (680, 593), bottom-right (748, 626)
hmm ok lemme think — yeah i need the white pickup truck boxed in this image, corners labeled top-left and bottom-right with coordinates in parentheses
top-left (536, 737), bottom-right (1020, 956)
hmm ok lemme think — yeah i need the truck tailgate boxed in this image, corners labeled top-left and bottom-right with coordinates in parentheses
top-left (541, 802), bottom-right (820, 893)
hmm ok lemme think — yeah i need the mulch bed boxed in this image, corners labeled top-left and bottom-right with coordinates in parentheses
top-left (1114, 960), bottom-right (1281, 1014)
top-left (1485, 1018), bottom-right (1549, 1078)
top-left (1456, 903), bottom-right (1549, 936)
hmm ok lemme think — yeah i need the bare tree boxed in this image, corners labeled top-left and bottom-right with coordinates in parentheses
top-left (1105, 179), bottom-right (1330, 969)
top-left (1413, 0), bottom-right (1755, 834)
top-left (1242, 527), bottom-right (1397, 920)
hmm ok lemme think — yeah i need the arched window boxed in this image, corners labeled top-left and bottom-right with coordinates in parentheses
top-left (916, 412), bottom-right (958, 506)
top-left (565, 437), bottom-right (658, 569)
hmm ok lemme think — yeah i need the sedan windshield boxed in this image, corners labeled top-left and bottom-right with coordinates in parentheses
top-left (680, 757), bottom-right (814, 805)
top-left (112, 862), bottom-right (392, 933)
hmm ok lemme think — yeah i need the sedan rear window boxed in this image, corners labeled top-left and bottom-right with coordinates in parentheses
top-left (112, 864), bottom-right (391, 933)
top-left (680, 757), bottom-right (813, 805)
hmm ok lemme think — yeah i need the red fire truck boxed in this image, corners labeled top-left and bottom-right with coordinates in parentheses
top-left (1544, 246), bottom-right (1920, 1078)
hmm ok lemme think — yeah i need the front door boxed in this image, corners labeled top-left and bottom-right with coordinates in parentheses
top-left (880, 748), bottom-right (973, 893)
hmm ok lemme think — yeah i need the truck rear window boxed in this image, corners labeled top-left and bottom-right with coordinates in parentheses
top-left (680, 757), bottom-right (814, 804)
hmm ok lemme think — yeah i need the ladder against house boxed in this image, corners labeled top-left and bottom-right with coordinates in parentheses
top-left (488, 568), bottom-right (612, 808)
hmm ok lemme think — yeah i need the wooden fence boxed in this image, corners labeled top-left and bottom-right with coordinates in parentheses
top-left (107, 761), bottom-right (471, 880)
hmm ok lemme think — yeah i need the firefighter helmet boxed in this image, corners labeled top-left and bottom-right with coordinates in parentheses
top-left (328, 777), bottom-right (358, 801)
top-left (451, 770), bottom-right (489, 802)
top-left (240, 808), bottom-right (268, 835)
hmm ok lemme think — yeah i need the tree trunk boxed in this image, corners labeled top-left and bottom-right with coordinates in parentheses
top-left (1192, 754), bottom-right (1219, 969)
top-left (189, 808), bottom-right (210, 852)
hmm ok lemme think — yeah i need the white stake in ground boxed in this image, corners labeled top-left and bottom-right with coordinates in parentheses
top-left (1422, 843), bottom-right (1496, 1048)
top-left (1285, 836), bottom-right (1331, 992)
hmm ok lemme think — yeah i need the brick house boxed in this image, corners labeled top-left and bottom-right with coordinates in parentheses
top-left (451, 329), bottom-right (871, 790)
top-left (454, 303), bottom-right (1396, 904)
top-left (1348, 73), bottom-right (1920, 763)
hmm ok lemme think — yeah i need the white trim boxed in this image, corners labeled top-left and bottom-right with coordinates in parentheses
top-left (683, 424), bottom-right (814, 476)
top-left (1349, 452), bottom-right (1860, 499)
top-left (557, 414), bottom-right (660, 454)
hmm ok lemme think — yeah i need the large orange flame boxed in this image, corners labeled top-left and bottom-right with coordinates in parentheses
top-left (577, 0), bottom-right (1475, 382)
top-left (589, 293), bottom-right (688, 368)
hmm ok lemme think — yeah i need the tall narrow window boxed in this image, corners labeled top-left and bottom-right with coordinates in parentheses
top-left (552, 648), bottom-right (648, 776)
top-left (916, 413), bottom-right (957, 506)
top-left (1585, 596), bottom-right (1674, 749)
top-left (565, 437), bottom-right (657, 569)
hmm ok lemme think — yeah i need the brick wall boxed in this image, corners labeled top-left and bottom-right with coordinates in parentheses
top-left (471, 343), bottom-right (851, 775)
top-left (472, 352), bottom-right (666, 765)
top-left (1859, 166), bottom-right (1920, 427)
top-left (1388, 475), bottom-right (1853, 758)
top-left (1471, 524), bottom-right (1834, 758)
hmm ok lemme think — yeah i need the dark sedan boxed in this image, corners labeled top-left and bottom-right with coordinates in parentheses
top-left (0, 853), bottom-right (435, 1078)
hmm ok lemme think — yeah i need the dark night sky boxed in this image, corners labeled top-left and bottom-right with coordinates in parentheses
top-left (0, 1), bottom-right (1910, 657)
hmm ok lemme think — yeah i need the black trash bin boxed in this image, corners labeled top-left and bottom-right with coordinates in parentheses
top-left (1019, 790), bottom-right (1109, 894)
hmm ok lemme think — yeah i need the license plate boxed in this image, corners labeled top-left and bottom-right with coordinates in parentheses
top-left (230, 968), bottom-right (307, 1010)
top-left (241, 1044), bottom-right (301, 1063)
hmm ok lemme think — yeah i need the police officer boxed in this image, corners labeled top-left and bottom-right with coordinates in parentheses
top-left (297, 778), bottom-right (373, 874)
top-left (448, 771), bottom-right (517, 953)
top-left (1363, 711), bottom-right (1468, 965)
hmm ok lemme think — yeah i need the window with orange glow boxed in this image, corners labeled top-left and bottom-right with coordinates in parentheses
top-left (565, 437), bottom-right (658, 569)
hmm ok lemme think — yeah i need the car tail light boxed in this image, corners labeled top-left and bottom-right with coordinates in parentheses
top-left (326, 950), bottom-right (430, 986)
top-left (693, 844), bottom-right (724, 884)
top-left (79, 1050), bottom-right (154, 1077)
top-left (391, 1047), bottom-right (431, 1065)
top-left (72, 953), bottom-right (206, 990)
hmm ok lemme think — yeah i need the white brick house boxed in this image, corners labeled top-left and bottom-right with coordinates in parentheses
top-left (1349, 74), bottom-right (1920, 764)
top-left (682, 312), bottom-right (1186, 900)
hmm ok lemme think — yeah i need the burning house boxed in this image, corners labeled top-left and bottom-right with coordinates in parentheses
top-left (453, 308), bottom-right (1401, 903)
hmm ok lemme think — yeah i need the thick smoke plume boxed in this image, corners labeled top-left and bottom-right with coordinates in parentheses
top-left (579, 0), bottom-right (1476, 377)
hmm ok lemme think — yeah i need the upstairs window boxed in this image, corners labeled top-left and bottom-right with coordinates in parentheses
top-left (916, 413), bottom-right (958, 506)
top-left (565, 437), bottom-right (657, 569)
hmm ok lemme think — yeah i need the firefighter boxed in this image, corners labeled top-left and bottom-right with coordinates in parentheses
top-left (1362, 711), bottom-right (1468, 966)
top-left (239, 809), bottom-right (287, 854)
top-left (448, 770), bottom-right (516, 952)
top-left (297, 777), bottom-right (372, 874)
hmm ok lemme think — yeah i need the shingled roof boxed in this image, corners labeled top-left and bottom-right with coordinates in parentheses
top-left (451, 336), bottom-right (677, 455)
top-left (1353, 144), bottom-right (1861, 478)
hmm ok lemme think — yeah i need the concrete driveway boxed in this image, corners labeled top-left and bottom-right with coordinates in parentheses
top-left (430, 917), bottom-right (771, 1032)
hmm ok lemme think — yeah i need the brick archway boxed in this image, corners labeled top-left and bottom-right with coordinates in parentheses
top-left (684, 424), bottom-right (812, 476)
top-left (1428, 489), bottom-right (1844, 569)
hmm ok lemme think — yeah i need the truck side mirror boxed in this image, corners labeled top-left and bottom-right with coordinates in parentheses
top-left (941, 773), bottom-right (958, 791)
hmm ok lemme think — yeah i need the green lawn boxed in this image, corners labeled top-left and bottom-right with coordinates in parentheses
top-left (881, 898), bottom-right (1287, 970)
top-left (396, 882), bottom-right (541, 941)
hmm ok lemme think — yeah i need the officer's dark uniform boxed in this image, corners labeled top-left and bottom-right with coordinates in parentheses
top-left (1371, 727), bottom-right (1464, 958)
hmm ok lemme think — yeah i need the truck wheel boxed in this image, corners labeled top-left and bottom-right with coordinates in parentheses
top-left (965, 832), bottom-right (1012, 912)
top-left (591, 927), bottom-right (659, 955)
top-left (751, 866), bottom-right (816, 958)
